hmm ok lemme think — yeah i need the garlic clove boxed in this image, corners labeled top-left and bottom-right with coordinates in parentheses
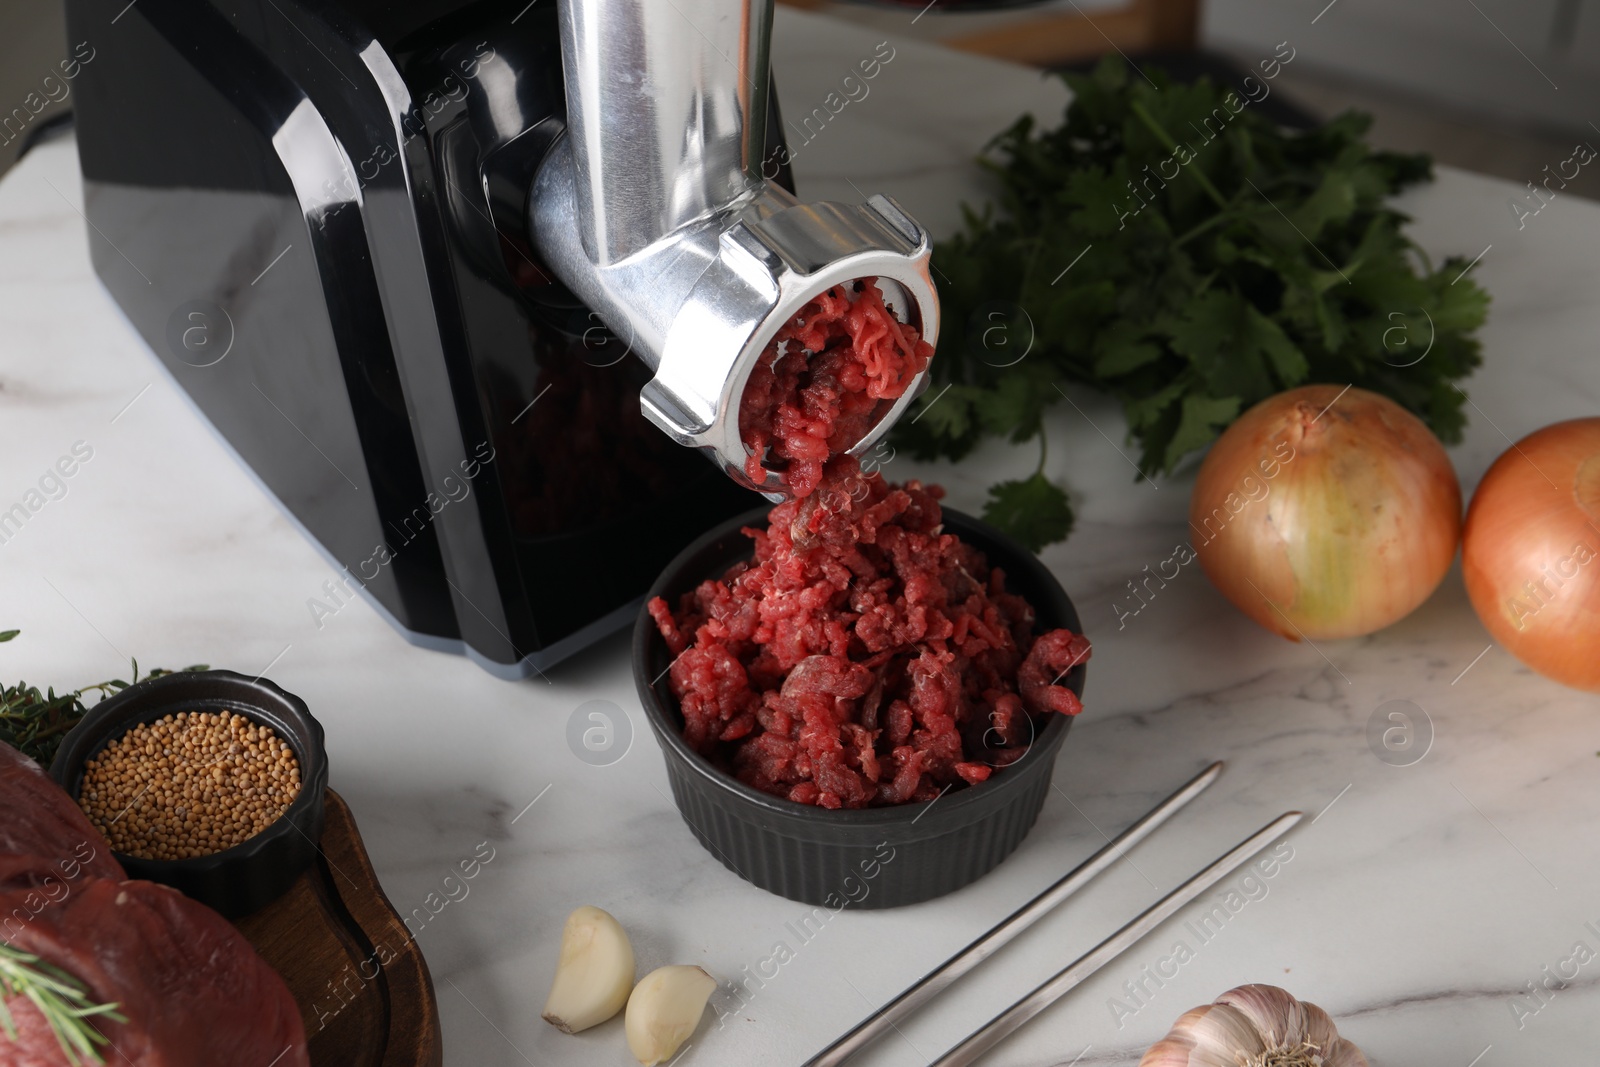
top-left (1302, 998), bottom-right (1370, 1067)
top-left (1135, 1008), bottom-right (1232, 1067)
top-left (1137, 1036), bottom-right (1208, 1067)
top-left (1322, 1043), bottom-right (1372, 1067)
top-left (1298, 1000), bottom-right (1343, 1050)
top-left (542, 905), bottom-right (636, 1034)
top-left (1173, 1004), bottom-right (1267, 1067)
top-left (1215, 984), bottom-right (1311, 1045)
top-left (625, 964), bottom-right (717, 1066)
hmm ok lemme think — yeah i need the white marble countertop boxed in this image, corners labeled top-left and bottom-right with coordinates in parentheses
top-left (3, 7), bottom-right (1599, 1066)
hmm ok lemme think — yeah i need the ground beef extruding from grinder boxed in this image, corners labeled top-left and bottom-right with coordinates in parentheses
top-left (739, 279), bottom-right (932, 498)
top-left (648, 467), bottom-right (1091, 809)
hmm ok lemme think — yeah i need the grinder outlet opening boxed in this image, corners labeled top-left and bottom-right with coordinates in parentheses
top-left (736, 276), bottom-right (935, 501)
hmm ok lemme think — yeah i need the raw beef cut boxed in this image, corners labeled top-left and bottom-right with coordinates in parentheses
top-left (0, 742), bottom-right (309, 1066)
top-left (0, 743), bottom-right (123, 889)
top-left (0, 876), bottom-right (309, 1067)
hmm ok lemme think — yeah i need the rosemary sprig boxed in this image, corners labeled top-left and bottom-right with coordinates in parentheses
top-left (0, 942), bottom-right (126, 1066)
top-left (0, 630), bottom-right (207, 766)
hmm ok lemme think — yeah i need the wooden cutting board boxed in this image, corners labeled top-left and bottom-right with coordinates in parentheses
top-left (234, 790), bottom-right (443, 1067)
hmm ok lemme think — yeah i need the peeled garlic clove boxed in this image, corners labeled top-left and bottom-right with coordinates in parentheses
top-left (542, 905), bottom-right (636, 1034)
top-left (625, 964), bottom-right (717, 1066)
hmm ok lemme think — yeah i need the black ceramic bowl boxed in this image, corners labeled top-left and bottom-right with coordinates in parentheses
top-left (634, 505), bottom-right (1087, 909)
top-left (49, 670), bottom-right (328, 919)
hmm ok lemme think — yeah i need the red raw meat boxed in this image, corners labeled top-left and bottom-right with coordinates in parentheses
top-left (0, 742), bottom-right (308, 1066)
top-left (0, 743), bottom-right (123, 891)
top-left (650, 468), bottom-right (1091, 809)
top-left (0, 876), bottom-right (309, 1067)
top-left (664, 275), bottom-right (1089, 810)
top-left (1019, 629), bottom-right (1092, 717)
top-left (739, 279), bottom-right (932, 498)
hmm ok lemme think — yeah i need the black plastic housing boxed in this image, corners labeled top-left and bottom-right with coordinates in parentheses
top-left (634, 507), bottom-right (1087, 909)
top-left (65, 0), bottom-right (781, 677)
top-left (49, 670), bottom-right (329, 920)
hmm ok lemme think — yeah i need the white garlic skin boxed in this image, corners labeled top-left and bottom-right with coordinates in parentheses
top-left (625, 964), bottom-right (717, 1065)
top-left (541, 905), bottom-right (637, 1034)
top-left (1139, 984), bottom-right (1369, 1067)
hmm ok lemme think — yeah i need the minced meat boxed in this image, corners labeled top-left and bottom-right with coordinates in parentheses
top-left (648, 465), bottom-right (1091, 809)
top-left (739, 279), bottom-right (933, 498)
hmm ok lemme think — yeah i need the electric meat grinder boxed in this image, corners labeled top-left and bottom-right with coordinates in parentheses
top-left (68, 0), bottom-right (938, 677)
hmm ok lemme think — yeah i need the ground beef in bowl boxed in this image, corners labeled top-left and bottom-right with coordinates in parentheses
top-left (647, 464), bottom-right (1091, 810)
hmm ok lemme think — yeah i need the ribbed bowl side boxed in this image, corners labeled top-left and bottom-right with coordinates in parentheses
top-left (658, 716), bottom-right (1066, 909)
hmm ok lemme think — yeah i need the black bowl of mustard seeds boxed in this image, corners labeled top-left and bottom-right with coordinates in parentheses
top-left (49, 670), bottom-right (328, 919)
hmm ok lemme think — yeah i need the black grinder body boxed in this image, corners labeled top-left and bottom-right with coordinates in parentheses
top-left (66, 0), bottom-right (784, 676)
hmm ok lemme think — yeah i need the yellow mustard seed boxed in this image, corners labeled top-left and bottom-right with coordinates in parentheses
top-left (76, 711), bottom-right (302, 861)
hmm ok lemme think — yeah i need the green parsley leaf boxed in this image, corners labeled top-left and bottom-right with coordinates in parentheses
top-left (1166, 394), bottom-right (1243, 471)
top-left (982, 472), bottom-right (1075, 552)
top-left (1165, 289), bottom-right (1307, 398)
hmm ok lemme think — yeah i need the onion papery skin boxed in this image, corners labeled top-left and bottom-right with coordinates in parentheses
top-left (1462, 417), bottom-right (1600, 691)
top-left (1189, 385), bottom-right (1462, 641)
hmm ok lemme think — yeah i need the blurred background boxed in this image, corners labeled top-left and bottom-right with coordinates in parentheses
top-left (6, 0), bottom-right (1595, 198)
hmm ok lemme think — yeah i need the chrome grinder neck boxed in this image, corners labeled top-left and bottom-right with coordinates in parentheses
top-left (531, 0), bottom-right (938, 495)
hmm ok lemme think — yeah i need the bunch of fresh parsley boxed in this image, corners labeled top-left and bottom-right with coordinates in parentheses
top-left (893, 57), bottom-right (1490, 551)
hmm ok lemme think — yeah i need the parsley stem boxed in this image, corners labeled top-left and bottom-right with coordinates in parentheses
top-left (1173, 210), bottom-right (1234, 248)
top-left (1034, 425), bottom-right (1049, 478)
top-left (1128, 100), bottom-right (1230, 210)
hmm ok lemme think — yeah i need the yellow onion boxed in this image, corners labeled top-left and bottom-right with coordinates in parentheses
top-left (1462, 417), bottom-right (1600, 690)
top-left (1189, 385), bottom-right (1461, 641)
top-left (1140, 984), bottom-right (1369, 1067)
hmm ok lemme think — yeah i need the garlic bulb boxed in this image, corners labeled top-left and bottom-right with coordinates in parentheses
top-left (1139, 985), bottom-right (1368, 1067)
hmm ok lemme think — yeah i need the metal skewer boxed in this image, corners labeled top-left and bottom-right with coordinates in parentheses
top-left (928, 810), bottom-right (1305, 1067)
top-left (802, 761), bottom-right (1225, 1067)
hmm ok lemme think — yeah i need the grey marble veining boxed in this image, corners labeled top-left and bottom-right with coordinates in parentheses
top-left (0, 6), bottom-right (1596, 1066)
